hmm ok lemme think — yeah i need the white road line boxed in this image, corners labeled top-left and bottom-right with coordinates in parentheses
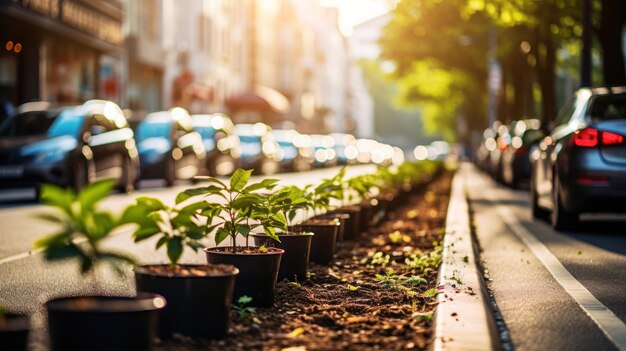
top-left (0, 249), bottom-right (43, 265)
top-left (476, 174), bottom-right (626, 350)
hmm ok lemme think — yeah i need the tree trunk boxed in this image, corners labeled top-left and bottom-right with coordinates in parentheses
top-left (534, 29), bottom-right (557, 123)
top-left (598, 0), bottom-right (626, 86)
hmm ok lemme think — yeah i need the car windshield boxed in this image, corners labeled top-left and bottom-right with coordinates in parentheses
top-left (589, 94), bottom-right (626, 122)
top-left (47, 109), bottom-right (86, 138)
top-left (195, 126), bottom-right (215, 140)
top-left (0, 109), bottom-right (62, 137)
top-left (239, 134), bottom-right (261, 144)
top-left (136, 122), bottom-right (170, 142)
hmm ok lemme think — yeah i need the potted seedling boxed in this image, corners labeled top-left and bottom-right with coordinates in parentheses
top-left (34, 180), bottom-right (165, 351)
top-left (126, 196), bottom-right (239, 340)
top-left (347, 174), bottom-right (382, 231)
top-left (295, 176), bottom-right (342, 265)
top-left (0, 306), bottom-right (29, 351)
top-left (250, 185), bottom-right (314, 282)
top-left (314, 167), bottom-right (361, 241)
top-left (179, 169), bottom-right (284, 307)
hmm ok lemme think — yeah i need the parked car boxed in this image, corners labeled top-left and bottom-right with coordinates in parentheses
top-left (0, 100), bottom-right (140, 193)
top-left (135, 107), bottom-right (205, 186)
top-left (488, 123), bottom-right (511, 182)
top-left (501, 119), bottom-right (544, 188)
top-left (192, 113), bottom-right (241, 176)
top-left (309, 134), bottom-right (337, 168)
top-left (235, 123), bottom-right (281, 174)
top-left (329, 133), bottom-right (356, 165)
top-left (475, 127), bottom-right (498, 171)
top-left (270, 129), bottom-right (312, 172)
top-left (530, 87), bottom-right (626, 229)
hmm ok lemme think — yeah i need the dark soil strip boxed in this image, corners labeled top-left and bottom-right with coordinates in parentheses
top-left (159, 171), bottom-right (453, 351)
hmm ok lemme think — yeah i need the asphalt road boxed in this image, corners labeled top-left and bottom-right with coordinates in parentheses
top-left (465, 163), bottom-right (626, 351)
top-left (0, 165), bottom-right (376, 318)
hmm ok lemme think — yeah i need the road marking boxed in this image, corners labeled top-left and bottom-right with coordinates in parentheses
top-left (0, 249), bottom-right (44, 265)
top-left (476, 175), bottom-right (626, 350)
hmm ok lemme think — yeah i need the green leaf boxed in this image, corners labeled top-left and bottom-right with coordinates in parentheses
top-left (263, 226), bottom-right (280, 242)
top-left (238, 295), bottom-right (253, 305)
top-left (187, 229), bottom-right (205, 240)
top-left (231, 194), bottom-right (261, 210)
top-left (34, 230), bottom-right (71, 249)
top-left (193, 176), bottom-right (227, 188)
top-left (424, 288), bottom-right (439, 298)
top-left (172, 212), bottom-right (195, 229)
top-left (230, 169), bottom-right (253, 192)
top-left (32, 213), bottom-right (65, 225)
top-left (155, 236), bottom-right (168, 249)
top-left (133, 225), bottom-right (161, 242)
top-left (235, 225), bottom-right (251, 237)
top-left (43, 242), bottom-right (83, 261)
top-left (136, 197), bottom-right (167, 212)
top-left (167, 236), bottom-right (183, 266)
top-left (181, 185), bottom-right (225, 202)
top-left (40, 184), bottom-right (74, 215)
top-left (118, 204), bottom-right (151, 226)
top-left (188, 241), bottom-right (204, 251)
top-left (215, 228), bottom-right (230, 245)
top-left (243, 178), bottom-right (280, 192)
top-left (89, 212), bottom-right (116, 239)
top-left (77, 179), bottom-right (115, 213)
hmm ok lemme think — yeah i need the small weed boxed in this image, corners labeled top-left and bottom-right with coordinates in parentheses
top-left (347, 284), bottom-right (360, 291)
top-left (412, 312), bottom-right (433, 321)
top-left (232, 295), bottom-right (256, 318)
top-left (258, 245), bottom-right (268, 253)
top-left (462, 255), bottom-right (469, 263)
top-left (375, 268), bottom-right (399, 289)
top-left (389, 231), bottom-right (402, 244)
top-left (423, 288), bottom-right (439, 298)
top-left (405, 275), bottom-right (428, 285)
top-left (371, 252), bottom-right (391, 266)
top-left (450, 269), bottom-right (463, 285)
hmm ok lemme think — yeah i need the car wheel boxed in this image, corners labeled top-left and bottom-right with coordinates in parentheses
top-left (530, 174), bottom-right (548, 219)
top-left (550, 175), bottom-right (578, 230)
top-left (164, 158), bottom-right (176, 187)
top-left (73, 159), bottom-right (92, 191)
top-left (118, 157), bottom-right (135, 193)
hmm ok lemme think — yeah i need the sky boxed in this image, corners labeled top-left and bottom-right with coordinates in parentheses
top-left (319, 0), bottom-right (394, 36)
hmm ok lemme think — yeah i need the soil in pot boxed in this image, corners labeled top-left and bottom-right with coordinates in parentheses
top-left (295, 219), bottom-right (340, 265)
top-left (46, 294), bottom-right (165, 351)
top-left (0, 312), bottom-right (29, 351)
top-left (314, 213), bottom-right (350, 242)
top-left (135, 264), bottom-right (238, 340)
top-left (251, 231), bottom-right (313, 283)
top-left (329, 206), bottom-right (361, 240)
top-left (204, 247), bottom-right (284, 308)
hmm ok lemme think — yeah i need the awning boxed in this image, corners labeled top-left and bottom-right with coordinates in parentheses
top-left (226, 85), bottom-right (290, 114)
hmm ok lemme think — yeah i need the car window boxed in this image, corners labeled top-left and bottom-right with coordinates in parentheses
top-left (588, 94), bottom-right (626, 122)
top-left (0, 109), bottom-right (61, 137)
top-left (136, 122), bottom-right (171, 142)
top-left (47, 109), bottom-right (86, 138)
top-left (555, 95), bottom-right (577, 126)
top-left (195, 126), bottom-right (215, 140)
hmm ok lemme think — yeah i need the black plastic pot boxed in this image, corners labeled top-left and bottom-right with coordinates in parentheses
top-left (295, 219), bottom-right (340, 265)
top-left (358, 201), bottom-right (374, 232)
top-left (251, 232), bottom-right (313, 282)
top-left (314, 213), bottom-right (350, 242)
top-left (0, 313), bottom-right (29, 351)
top-left (134, 264), bottom-right (238, 340)
top-left (204, 247), bottom-right (284, 307)
top-left (329, 206), bottom-right (361, 240)
top-left (46, 294), bottom-right (165, 351)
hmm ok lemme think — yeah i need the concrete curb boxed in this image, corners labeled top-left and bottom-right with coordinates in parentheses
top-left (432, 166), bottom-right (501, 351)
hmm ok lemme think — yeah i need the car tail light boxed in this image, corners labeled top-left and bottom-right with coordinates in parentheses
top-left (574, 128), bottom-right (598, 147)
top-left (602, 131), bottom-right (624, 145)
top-left (574, 128), bottom-right (625, 147)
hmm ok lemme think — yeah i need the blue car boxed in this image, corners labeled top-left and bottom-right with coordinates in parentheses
top-left (135, 108), bottom-right (206, 186)
top-left (0, 100), bottom-right (139, 193)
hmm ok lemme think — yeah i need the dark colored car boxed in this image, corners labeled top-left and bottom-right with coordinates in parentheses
top-left (192, 113), bottom-right (241, 176)
top-left (501, 119), bottom-right (544, 188)
top-left (530, 87), bottom-right (626, 229)
top-left (0, 100), bottom-right (140, 192)
top-left (235, 123), bottom-right (281, 174)
top-left (135, 108), bottom-right (205, 186)
top-left (270, 129), bottom-right (312, 172)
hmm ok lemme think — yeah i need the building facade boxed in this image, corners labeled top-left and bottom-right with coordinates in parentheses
top-left (0, 0), bottom-right (124, 106)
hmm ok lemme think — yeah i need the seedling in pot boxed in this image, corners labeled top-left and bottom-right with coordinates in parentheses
top-left (125, 196), bottom-right (210, 270)
top-left (34, 180), bottom-right (164, 351)
top-left (35, 179), bottom-right (137, 281)
top-left (179, 169), bottom-right (281, 251)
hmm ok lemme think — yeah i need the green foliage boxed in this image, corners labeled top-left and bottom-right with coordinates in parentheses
top-left (423, 288), bottom-right (439, 298)
top-left (305, 167), bottom-right (345, 214)
top-left (346, 284), bottom-right (360, 291)
top-left (124, 195), bottom-right (211, 269)
top-left (34, 180), bottom-right (136, 276)
top-left (375, 268), bottom-right (400, 289)
top-left (181, 169), bottom-right (280, 252)
top-left (232, 295), bottom-right (256, 318)
top-left (405, 245), bottom-right (443, 273)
